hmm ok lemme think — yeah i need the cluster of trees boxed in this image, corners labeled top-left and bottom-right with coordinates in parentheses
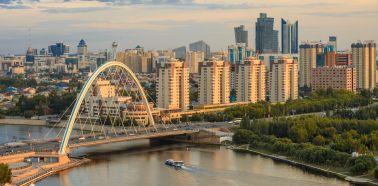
top-left (5, 91), bottom-right (76, 118)
top-left (233, 129), bottom-right (377, 175)
top-left (0, 77), bottom-right (37, 91)
top-left (242, 116), bottom-right (378, 153)
top-left (0, 163), bottom-right (11, 185)
top-left (334, 105), bottom-right (378, 120)
top-left (224, 89), bottom-right (371, 120)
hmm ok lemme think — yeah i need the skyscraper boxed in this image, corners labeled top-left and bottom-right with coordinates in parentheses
top-left (255, 13), bottom-right (279, 54)
top-left (281, 19), bottom-right (298, 54)
top-left (299, 42), bottom-right (324, 87)
top-left (77, 39), bottom-right (88, 56)
top-left (270, 58), bottom-right (298, 103)
top-left (156, 59), bottom-right (189, 111)
top-left (352, 41), bottom-right (377, 90)
top-left (198, 58), bottom-right (230, 105)
top-left (48, 43), bottom-right (69, 57)
top-left (236, 57), bottom-right (266, 103)
top-left (173, 46), bottom-right (186, 60)
top-left (189, 40), bottom-right (211, 59)
top-left (234, 25), bottom-right (248, 47)
top-left (329, 36), bottom-right (337, 52)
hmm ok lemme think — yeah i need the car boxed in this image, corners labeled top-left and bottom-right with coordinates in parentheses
top-left (129, 133), bottom-right (135, 136)
top-left (78, 136), bottom-right (86, 141)
top-left (97, 136), bottom-right (105, 140)
top-left (173, 128), bottom-right (178, 131)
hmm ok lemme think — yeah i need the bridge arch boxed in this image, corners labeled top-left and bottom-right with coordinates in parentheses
top-left (59, 61), bottom-right (155, 155)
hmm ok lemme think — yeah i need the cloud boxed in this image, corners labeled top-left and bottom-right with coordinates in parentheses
top-left (0, 4), bottom-right (30, 8)
top-left (303, 10), bottom-right (378, 17)
top-left (42, 6), bottom-right (111, 13)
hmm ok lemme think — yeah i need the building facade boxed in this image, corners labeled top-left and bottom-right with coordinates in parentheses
top-left (270, 58), bottom-right (298, 103)
top-left (281, 19), bottom-right (298, 54)
top-left (352, 41), bottom-right (377, 90)
top-left (198, 58), bottom-right (230, 105)
top-left (255, 13), bottom-right (279, 54)
top-left (299, 43), bottom-right (324, 87)
top-left (311, 66), bottom-right (356, 92)
top-left (186, 51), bottom-right (205, 74)
top-left (156, 59), bottom-right (190, 111)
top-left (236, 57), bottom-right (266, 103)
top-left (173, 46), bottom-right (187, 60)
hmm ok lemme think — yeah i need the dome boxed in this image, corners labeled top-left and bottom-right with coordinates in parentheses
top-left (78, 39), bottom-right (87, 47)
top-left (26, 47), bottom-right (34, 55)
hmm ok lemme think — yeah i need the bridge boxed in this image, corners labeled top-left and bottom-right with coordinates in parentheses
top-left (0, 61), bottom-right (233, 162)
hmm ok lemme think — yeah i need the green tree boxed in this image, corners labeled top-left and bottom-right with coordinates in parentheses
top-left (313, 135), bottom-right (326, 146)
top-left (288, 125), bottom-right (308, 143)
top-left (0, 163), bottom-right (11, 185)
top-left (374, 167), bottom-right (378, 179)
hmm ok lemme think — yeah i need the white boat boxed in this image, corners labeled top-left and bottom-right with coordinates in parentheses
top-left (165, 159), bottom-right (184, 168)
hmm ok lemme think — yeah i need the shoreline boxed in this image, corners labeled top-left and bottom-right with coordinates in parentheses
top-left (231, 146), bottom-right (378, 186)
top-left (14, 158), bottom-right (91, 186)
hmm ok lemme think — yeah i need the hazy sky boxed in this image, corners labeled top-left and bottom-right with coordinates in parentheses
top-left (0, 0), bottom-right (377, 55)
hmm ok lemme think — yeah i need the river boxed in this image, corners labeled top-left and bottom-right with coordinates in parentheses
top-left (1, 125), bottom-right (351, 186)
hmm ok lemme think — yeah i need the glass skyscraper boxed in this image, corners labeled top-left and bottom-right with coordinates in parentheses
top-left (255, 13), bottom-right (279, 54)
top-left (281, 19), bottom-right (298, 54)
top-left (189, 40), bottom-right (211, 59)
top-left (234, 25), bottom-right (248, 47)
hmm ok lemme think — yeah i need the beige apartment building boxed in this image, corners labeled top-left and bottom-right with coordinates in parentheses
top-left (311, 66), bottom-right (356, 92)
top-left (352, 41), bottom-right (377, 90)
top-left (236, 57), bottom-right (266, 103)
top-left (186, 51), bottom-right (205, 74)
top-left (299, 43), bottom-right (324, 87)
top-left (156, 59), bottom-right (190, 111)
top-left (270, 58), bottom-right (298, 103)
top-left (198, 58), bottom-right (230, 105)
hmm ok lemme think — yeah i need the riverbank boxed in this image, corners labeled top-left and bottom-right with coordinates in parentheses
top-left (231, 145), bottom-right (378, 186)
top-left (14, 157), bottom-right (91, 186)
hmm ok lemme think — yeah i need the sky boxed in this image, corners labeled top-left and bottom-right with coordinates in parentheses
top-left (0, 0), bottom-right (377, 55)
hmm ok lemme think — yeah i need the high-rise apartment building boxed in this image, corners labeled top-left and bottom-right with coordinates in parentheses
top-left (234, 25), bottom-right (249, 47)
top-left (77, 39), bottom-right (88, 56)
top-left (156, 59), bottom-right (189, 111)
top-left (228, 43), bottom-right (253, 64)
top-left (189, 40), bottom-right (211, 59)
top-left (336, 52), bottom-right (352, 66)
top-left (281, 19), bottom-right (298, 54)
top-left (255, 13), bottom-right (279, 54)
top-left (299, 42), bottom-right (324, 87)
top-left (270, 58), bottom-right (298, 103)
top-left (198, 58), bottom-right (230, 105)
top-left (186, 51), bottom-right (204, 74)
top-left (352, 41), bottom-right (377, 90)
top-left (236, 57), bottom-right (266, 103)
top-left (173, 46), bottom-right (187, 60)
top-left (311, 66), bottom-right (356, 92)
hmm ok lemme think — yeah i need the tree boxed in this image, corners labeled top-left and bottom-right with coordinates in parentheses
top-left (313, 135), bottom-right (326, 146)
top-left (288, 125), bottom-right (308, 143)
top-left (346, 155), bottom-right (377, 175)
top-left (0, 163), bottom-right (11, 185)
top-left (375, 167), bottom-right (378, 179)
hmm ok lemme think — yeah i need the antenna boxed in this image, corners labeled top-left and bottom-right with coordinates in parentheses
top-left (28, 28), bottom-right (31, 48)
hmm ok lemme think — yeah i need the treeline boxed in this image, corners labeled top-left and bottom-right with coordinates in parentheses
top-left (334, 105), bottom-right (378, 120)
top-left (242, 116), bottom-right (378, 153)
top-left (0, 77), bottom-right (37, 90)
top-left (224, 89), bottom-right (371, 120)
top-left (5, 91), bottom-right (76, 118)
top-left (233, 129), bottom-right (377, 175)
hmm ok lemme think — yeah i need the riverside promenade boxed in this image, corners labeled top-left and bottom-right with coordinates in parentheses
top-left (231, 146), bottom-right (378, 186)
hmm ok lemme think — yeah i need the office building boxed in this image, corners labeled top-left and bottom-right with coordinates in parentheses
top-left (228, 43), bottom-right (252, 64)
top-left (299, 42), bottom-right (324, 87)
top-left (48, 43), bottom-right (69, 57)
top-left (281, 19), bottom-right (298, 54)
top-left (236, 57), bottom-right (266, 103)
top-left (255, 13), bottom-right (279, 54)
top-left (352, 41), bottom-right (377, 90)
top-left (198, 58), bottom-right (230, 105)
top-left (270, 58), bottom-right (298, 103)
top-left (329, 36), bottom-right (337, 52)
top-left (156, 59), bottom-right (189, 111)
top-left (77, 39), bottom-right (88, 56)
top-left (189, 40), bottom-right (211, 59)
top-left (173, 46), bottom-right (187, 60)
top-left (234, 25), bottom-right (249, 47)
top-left (311, 66), bottom-right (356, 92)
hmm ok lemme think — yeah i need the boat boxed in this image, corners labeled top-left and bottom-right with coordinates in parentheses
top-left (165, 159), bottom-right (184, 168)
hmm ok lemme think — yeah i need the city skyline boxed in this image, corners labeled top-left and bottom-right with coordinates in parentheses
top-left (0, 0), bottom-right (378, 54)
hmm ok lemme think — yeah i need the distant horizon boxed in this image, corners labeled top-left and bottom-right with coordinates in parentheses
top-left (0, 0), bottom-right (377, 55)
